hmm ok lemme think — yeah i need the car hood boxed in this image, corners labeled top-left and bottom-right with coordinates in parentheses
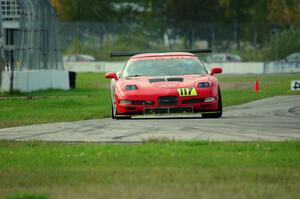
top-left (117, 74), bottom-right (210, 91)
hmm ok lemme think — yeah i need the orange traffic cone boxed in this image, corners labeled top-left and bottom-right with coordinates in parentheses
top-left (254, 80), bottom-right (260, 93)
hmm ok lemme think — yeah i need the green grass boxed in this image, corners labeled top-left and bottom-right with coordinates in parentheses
top-left (0, 73), bottom-right (111, 128)
top-left (0, 141), bottom-right (299, 199)
top-left (218, 73), bottom-right (300, 106)
top-left (4, 193), bottom-right (48, 199)
top-left (0, 73), bottom-right (299, 128)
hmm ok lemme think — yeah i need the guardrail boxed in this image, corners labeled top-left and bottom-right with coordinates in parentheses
top-left (264, 62), bottom-right (300, 73)
top-left (64, 61), bottom-right (126, 73)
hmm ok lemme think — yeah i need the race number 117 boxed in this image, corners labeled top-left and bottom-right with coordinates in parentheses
top-left (291, 80), bottom-right (300, 91)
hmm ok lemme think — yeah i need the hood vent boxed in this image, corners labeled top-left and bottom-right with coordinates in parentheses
top-left (167, 77), bottom-right (183, 82)
top-left (149, 78), bottom-right (166, 83)
top-left (149, 77), bottom-right (184, 83)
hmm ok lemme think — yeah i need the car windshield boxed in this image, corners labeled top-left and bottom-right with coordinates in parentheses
top-left (121, 58), bottom-right (207, 77)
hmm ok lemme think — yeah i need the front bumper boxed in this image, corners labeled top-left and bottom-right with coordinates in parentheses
top-left (115, 96), bottom-right (219, 115)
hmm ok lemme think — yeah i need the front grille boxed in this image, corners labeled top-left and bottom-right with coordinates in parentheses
top-left (144, 107), bottom-right (193, 115)
top-left (182, 98), bottom-right (205, 104)
top-left (158, 96), bottom-right (178, 105)
top-left (170, 107), bottom-right (193, 113)
top-left (144, 108), bottom-right (168, 114)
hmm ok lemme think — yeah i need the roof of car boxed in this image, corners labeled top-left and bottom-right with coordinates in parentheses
top-left (130, 52), bottom-right (196, 59)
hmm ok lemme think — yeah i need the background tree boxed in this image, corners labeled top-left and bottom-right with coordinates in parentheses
top-left (51, 0), bottom-right (300, 60)
top-left (51, 0), bottom-right (116, 21)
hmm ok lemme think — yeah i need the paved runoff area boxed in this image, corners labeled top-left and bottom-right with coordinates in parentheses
top-left (0, 96), bottom-right (299, 142)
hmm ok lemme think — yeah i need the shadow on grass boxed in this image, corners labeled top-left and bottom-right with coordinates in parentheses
top-left (5, 193), bottom-right (48, 199)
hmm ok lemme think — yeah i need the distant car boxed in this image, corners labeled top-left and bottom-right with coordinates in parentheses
top-left (284, 53), bottom-right (300, 62)
top-left (105, 49), bottom-right (223, 119)
top-left (206, 53), bottom-right (242, 62)
top-left (63, 54), bottom-right (96, 62)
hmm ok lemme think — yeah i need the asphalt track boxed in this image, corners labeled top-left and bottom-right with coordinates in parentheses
top-left (0, 96), bottom-right (299, 142)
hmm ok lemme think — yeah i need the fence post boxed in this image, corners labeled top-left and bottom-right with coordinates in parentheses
top-left (0, 55), bottom-right (3, 88)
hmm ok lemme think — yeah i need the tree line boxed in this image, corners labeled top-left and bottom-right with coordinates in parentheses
top-left (51, 0), bottom-right (299, 28)
top-left (51, 0), bottom-right (300, 60)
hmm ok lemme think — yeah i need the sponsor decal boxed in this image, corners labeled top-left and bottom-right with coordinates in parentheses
top-left (158, 84), bottom-right (177, 88)
top-left (291, 80), bottom-right (300, 91)
top-left (177, 87), bottom-right (197, 96)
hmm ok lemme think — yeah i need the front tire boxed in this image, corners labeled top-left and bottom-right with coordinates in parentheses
top-left (111, 99), bottom-right (131, 120)
top-left (111, 103), bottom-right (116, 119)
top-left (202, 87), bottom-right (222, 118)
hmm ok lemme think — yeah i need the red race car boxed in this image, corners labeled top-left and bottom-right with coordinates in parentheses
top-left (105, 49), bottom-right (223, 119)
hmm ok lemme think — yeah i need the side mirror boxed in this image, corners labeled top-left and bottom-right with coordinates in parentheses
top-left (105, 72), bottom-right (118, 80)
top-left (210, 67), bottom-right (222, 76)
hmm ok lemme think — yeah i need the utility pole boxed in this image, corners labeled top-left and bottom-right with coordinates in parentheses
top-left (281, 0), bottom-right (295, 33)
top-left (272, 25), bottom-right (279, 62)
top-left (276, 30), bottom-right (279, 62)
top-left (0, 0), bottom-right (3, 89)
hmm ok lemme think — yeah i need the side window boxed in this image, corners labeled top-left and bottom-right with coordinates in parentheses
top-left (227, 55), bottom-right (234, 62)
top-left (289, 55), bottom-right (296, 61)
top-left (287, 54), bottom-right (300, 62)
top-left (77, 56), bottom-right (84, 61)
top-left (226, 55), bottom-right (231, 61)
top-left (69, 55), bottom-right (76, 62)
top-left (213, 55), bottom-right (224, 62)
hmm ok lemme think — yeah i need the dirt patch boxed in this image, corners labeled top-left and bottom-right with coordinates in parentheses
top-left (220, 81), bottom-right (253, 90)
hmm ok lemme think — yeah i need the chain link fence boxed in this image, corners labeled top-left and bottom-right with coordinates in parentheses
top-left (0, 0), bottom-right (63, 91)
top-left (0, 0), bottom-right (63, 71)
top-left (14, 0), bottom-right (63, 70)
top-left (58, 21), bottom-right (299, 62)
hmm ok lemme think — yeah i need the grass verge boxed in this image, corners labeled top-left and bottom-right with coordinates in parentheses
top-left (0, 73), bottom-right (299, 128)
top-left (0, 141), bottom-right (299, 199)
top-left (0, 73), bottom-right (111, 128)
top-left (218, 73), bottom-right (300, 106)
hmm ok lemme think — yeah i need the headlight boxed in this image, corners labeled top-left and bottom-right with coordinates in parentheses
top-left (119, 100), bottom-right (154, 105)
top-left (120, 100), bottom-right (132, 105)
top-left (125, 85), bottom-right (138, 90)
top-left (197, 82), bottom-right (211, 88)
top-left (204, 97), bottom-right (216, 102)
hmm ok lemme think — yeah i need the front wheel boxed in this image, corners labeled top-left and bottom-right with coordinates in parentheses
top-left (111, 103), bottom-right (116, 119)
top-left (202, 87), bottom-right (222, 118)
top-left (111, 99), bottom-right (131, 120)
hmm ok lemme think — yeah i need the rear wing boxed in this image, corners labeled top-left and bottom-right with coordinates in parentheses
top-left (110, 49), bottom-right (212, 57)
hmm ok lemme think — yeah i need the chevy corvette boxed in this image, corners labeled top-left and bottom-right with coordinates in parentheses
top-left (105, 49), bottom-right (223, 119)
